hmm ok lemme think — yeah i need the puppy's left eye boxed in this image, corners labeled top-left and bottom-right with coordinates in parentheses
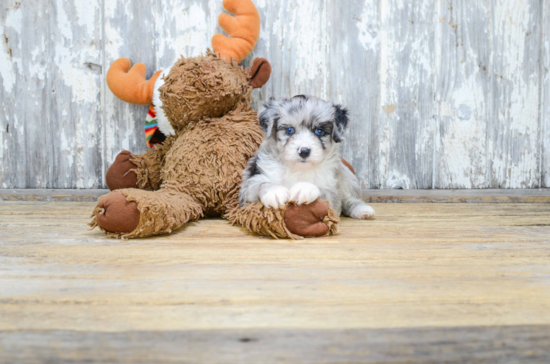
top-left (286, 127), bottom-right (295, 135)
top-left (315, 129), bottom-right (325, 137)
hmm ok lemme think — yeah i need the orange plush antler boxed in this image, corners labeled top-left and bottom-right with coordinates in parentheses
top-left (212, 0), bottom-right (260, 62)
top-left (106, 58), bottom-right (162, 105)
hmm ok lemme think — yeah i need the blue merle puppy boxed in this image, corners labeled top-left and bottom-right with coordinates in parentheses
top-left (239, 95), bottom-right (375, 220)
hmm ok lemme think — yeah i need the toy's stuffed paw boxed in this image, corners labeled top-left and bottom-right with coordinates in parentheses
top-left (289, 182), bottom-right (321, 205)
top-left (284, 199), bottom-right (338, 237)
top-left (106, 150), bottom-right (138, 191)
top-left (260, 186), bottom-right (290, 209)
top-left (96, 192), bottom-right (140, 233)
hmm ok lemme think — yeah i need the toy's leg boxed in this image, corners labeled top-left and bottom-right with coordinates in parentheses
top-left (106, 150), bottom-right (164, 191)
top-left (226, 199), bottom-right (339, 239)
top-left (106, 139), bottom-right (173, 191)
top-left (90, 188), bottom-right (203, 238)
top-left (105, 151), bottom-right (140, 190)
top-left (106, 150), bottom-right (165, 191)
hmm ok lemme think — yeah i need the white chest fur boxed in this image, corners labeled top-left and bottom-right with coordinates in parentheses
top-left (259, 156), bottom-right (340, 192)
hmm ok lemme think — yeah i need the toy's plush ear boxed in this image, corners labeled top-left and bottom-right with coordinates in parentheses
top-left (333, 104), bottom-right (349, 143)
top-left (249, 58), bottom-right (271, 88)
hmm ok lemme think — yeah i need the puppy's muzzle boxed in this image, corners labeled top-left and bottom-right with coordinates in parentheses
top-left (298, 147), bottom-right (311, 159)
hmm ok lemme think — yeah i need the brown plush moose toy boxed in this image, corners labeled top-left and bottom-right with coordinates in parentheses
top-left (90, 0), bottom-right (340, 239)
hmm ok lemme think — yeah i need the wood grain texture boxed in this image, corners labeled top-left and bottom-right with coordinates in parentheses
top-left (377, 0), bottom-right (435, 189)
top-left (1, 0), bottom-right (549, 189)
top-left (249, 0), bottom-right (329, 107)
top-left (2, 188), bottom-right (550, 203)
top-left (102, 0), bottom-right (157, 183)
top-left (0, 201), bottom-right (550, 362)
top-left (543, 0), bottom-right (550, 187)
top-left (490, 0), bottom-right (542, 188)
top-left (0, 1), bottom-right (103, 189)
top-left (434, 0), bottom-right (492, 188)
top-left (1, 326), bottom-right (549, 364)
top-left (51, 0), bottom-right (104, 189)
top-left (326, 0), bottom-right (379, 189)
top-left (1, 1), bottom-right (35, 189)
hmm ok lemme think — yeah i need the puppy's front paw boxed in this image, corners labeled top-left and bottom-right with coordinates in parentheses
top-left (260, 186), bottom-right (290, 209)
top-left (351, 204), bottom-right (376, 220)
top-left (289, 182), bottom-right (321, 205)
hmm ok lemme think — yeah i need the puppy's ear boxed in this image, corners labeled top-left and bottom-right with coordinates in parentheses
top-left (259, 99), bottom-right (280, 138)
top-left (333, 104), bottom-right (349, 143)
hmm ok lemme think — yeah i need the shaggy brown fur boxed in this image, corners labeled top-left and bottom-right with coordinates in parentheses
top-left (160, 54), bottom-right (251, 130)
top-left (130, 137), bottom-right (174, 191)
top-left (226, 200), bottom-right (339, 240)
top-left (90, 52), bottom-right (339, 239)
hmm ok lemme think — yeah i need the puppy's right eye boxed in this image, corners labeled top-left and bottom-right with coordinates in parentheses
top-left (286, 127), bottom-right (295, 135)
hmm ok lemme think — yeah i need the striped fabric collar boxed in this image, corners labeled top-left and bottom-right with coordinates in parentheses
top-left (145, 104), bottom-right (166, 148)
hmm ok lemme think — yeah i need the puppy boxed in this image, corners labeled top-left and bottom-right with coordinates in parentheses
top-left (239, 95), bottom-right (375, 220)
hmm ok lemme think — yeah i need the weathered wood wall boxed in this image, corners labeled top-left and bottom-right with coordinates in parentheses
top-left (0, 0), bottom-right (548, 189)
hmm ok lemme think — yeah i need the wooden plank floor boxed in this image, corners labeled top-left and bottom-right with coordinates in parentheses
top-left (2, 188), bottom-right (550, 203)
top-left (1, 201), bottom-right (550, 363)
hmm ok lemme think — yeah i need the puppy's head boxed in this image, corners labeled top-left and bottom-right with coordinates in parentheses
top-left (259, 95), bottom-right (349, 168)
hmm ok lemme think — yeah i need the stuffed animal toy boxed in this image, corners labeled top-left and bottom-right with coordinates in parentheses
top-left (90, 0), bottom-right (342, 239)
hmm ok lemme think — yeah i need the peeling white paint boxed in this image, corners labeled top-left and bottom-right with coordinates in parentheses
top-left (0, 0), bottom-right (547, 189)
top-left (0, 19), bottom-right (17, 92)
top-left (169, 4), bottom-right (209, 61)
top-left (75, 113), bottom-right (86, 188)
top-left (489, 0), bottom-right (541, 188)
top-left (74, 1), bottom-right (97, 31)
top-left (356, 3), bottom-right (378, 52)
top-left (155, 1), bottom-right (210, 67)
top-left (104, 2), bottom-right (125, 58)
top-left (5, 6), bottom-right (23, 33)
top-left (60, 132), bottom-right (75, 168)
top-left (289, 1), bottom-right (328, 97)
top-left (55, 0), bottom-right (74, 42)
top-left (386, 172), bottom-right (412, 189)
top-left (64, 64), bottom-right (99, 103)
top-left (0, 42), bottom-right (16, 92)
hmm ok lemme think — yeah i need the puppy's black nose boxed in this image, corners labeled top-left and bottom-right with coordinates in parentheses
top-left (298, 147), bottom-right (311, 158)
